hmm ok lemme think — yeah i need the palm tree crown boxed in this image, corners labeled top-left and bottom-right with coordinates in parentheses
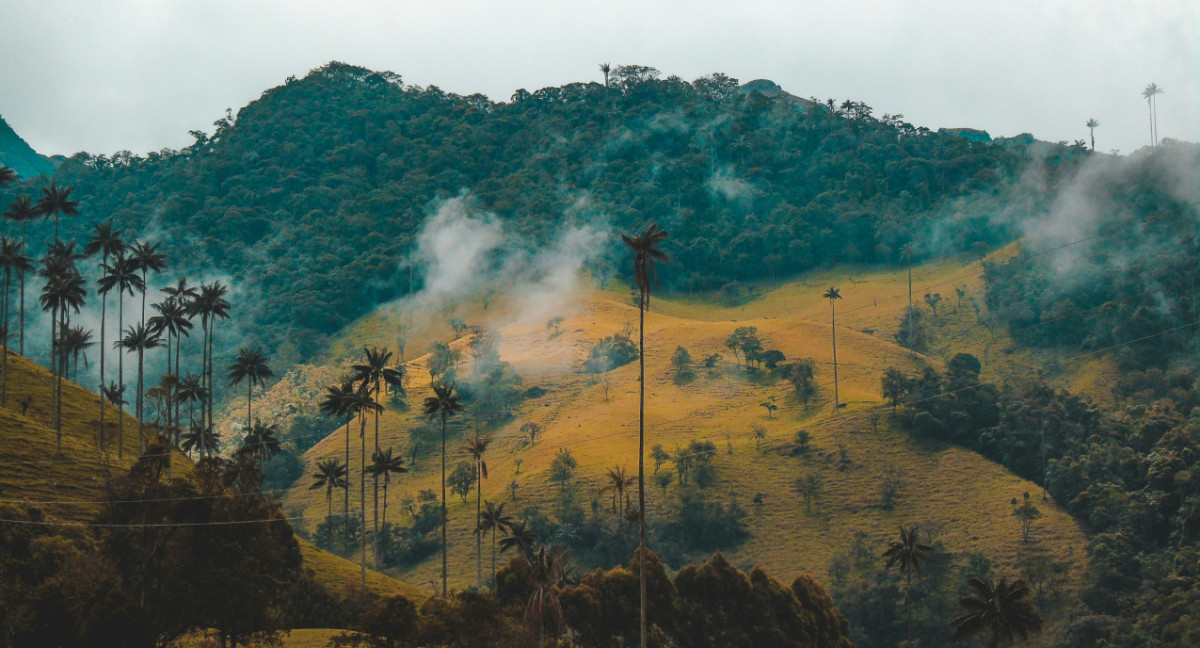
top-left (35, 183), bottom-right (79, 241)
top-left (228, 346), bottom-right (273, 432)
top-left (950, 576), bottom-right (1043, 647)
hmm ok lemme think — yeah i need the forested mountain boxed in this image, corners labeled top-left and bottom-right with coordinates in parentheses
top-left (0, 116), bottom-right (56, 179)
top-left (1, 61), bottom-right (1047, 363)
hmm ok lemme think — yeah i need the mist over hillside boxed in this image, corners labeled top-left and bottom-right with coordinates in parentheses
top-left (2, 61), bottom-right (1050, 368)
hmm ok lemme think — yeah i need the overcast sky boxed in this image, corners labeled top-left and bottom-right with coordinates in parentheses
top-left (2, 0), bottom-right (1196, 159)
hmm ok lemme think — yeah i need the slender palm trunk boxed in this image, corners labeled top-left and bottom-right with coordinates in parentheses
top-left (831, 300), bottom-right (839, 407)
top-left (18, 224), bottom-right (26, 355)
top-left (200, 317), bottom-right (209, 456)
top-left (344, 417), bottom-right (351, 554)
top-left (476, 459), bottom-right (483, 589)
top-left (360, 411), bottom-right (367, 589)
top-left (491, 528), bottom-right (497, 587)
top-left (98, 285), bottom-right (107, 448)
top-left (372, 387), bottom-right (380, 572)
top-left (136, 346), bottom-right (145, 455)
top-left (246, 382), bottom-right (252, 432)
top-left (1152, 95), bottom-right (1159, 147)
top-left (907, 263), bottom-right (914, 357)
top-left (2, 269), bottom-right (9, 408)
top-left (117, 297), bottom-right (125, 458)
top-left (905, 570), bottom-right (913, 645)
top-left (638, 287), bottom-right (648, 648)
top-left (441, 412), bottom-right (448, 597)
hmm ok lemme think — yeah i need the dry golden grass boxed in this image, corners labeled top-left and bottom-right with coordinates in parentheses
top-left (281, 254), bottom-right (1091, 600)
top-left (0, 349), bottom-right (415, 602)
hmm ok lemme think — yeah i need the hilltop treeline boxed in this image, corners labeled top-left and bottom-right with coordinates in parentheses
top-left (2, 61), bottom-right (1036, 361)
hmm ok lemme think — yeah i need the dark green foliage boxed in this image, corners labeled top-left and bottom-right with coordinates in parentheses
top-left (0, 61), bottom-right (1024, 366)
top-left (448, 461), bottom-right (475, 503)
top-left (982, 144), bottom-right (1200, 372)
top-left (380, 490), bottom-right (442, 568)
top-left (584, 333), bottom-right (639, 373)
top-left (261, 444), bottom-right (304, 491)
top-left (888, 352), bottom-right (1200, 645)
top-left (780, 359), bottom-right (818, 404)
top-left (558, 550), bottom-right (853, 648)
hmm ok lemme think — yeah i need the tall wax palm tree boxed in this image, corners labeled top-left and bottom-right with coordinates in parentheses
top-left (477, 500), bottom-right (514, 587)
top-left (462, 433), bottom-right (494, 588)
top-left (86, 221), bottom-right (125, 432)
top-left (1085, 118), bottom-right (1100, 151)
top-left (498, 519), bottom-right (537, 560)
top-left (0, 237), bottom-right (31, 406)
top-left (424, 380), bottom-right (463, 596)
top-left (824, 286), bottom-right (843, 407)
top-left (117, 322), bottom-right (162, 455)
top-left (321, 380), bottom-right (357, 551)
top-left (239, 418), bottom-right (282, 466)
top-left (180, 420), bottom-right (219, 458)
top-left (606, 465), bottom-right (637, 520)
top-left (950, 577), bottom-right (1043, 647)
top-left (516, 545), bottom-right (568, 644)
top-left (35, 182), bottom-right (78, 243)
top-left (228, 347), bottom-right (274, 433)
top-left (162, 277), bottom-right (197, 424)
top-left (2, 195), bottom-right (38, 354)
top-left (348, 383), bottom-right (381, 588)
top-left (621, 222), bottom-right (668, 648)
top-left (61, 325), bottom-right (93, 380)
top-left (39, 267), bottom-right (86, 452)
top-left (98, 253), bottom-right (143, 457)
top-left (1142, 83), bottom-right (1164, 147)
top-left (129, 240), bottom-right (166, 332)
top-left (352, 345), bottom-right (405, 559)
top-left (149, 297), bottom-right (193, 425)
top-left (368, 447), bottom-right (407, 569)
top-left (188, 281), bottom-right (230, 432)
top-left (902, 242), bottom-right (915, 357)
top-left (311, 457), bottom-right (349, 519)
top-left (176, 372), bottom-right (205, 445)
top-left (883, 524), bottom-right (934, 646)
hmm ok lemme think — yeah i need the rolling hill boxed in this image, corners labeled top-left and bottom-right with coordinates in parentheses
top-left (256, 253), bottom-right (1089, 645)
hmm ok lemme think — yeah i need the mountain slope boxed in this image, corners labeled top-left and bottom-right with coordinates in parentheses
top-left (0, 116), bottom-right (56, 179)
top-left (0, 348), bottom-right (421, 603)
top-left (276, 257), bottom-right (1089, 602)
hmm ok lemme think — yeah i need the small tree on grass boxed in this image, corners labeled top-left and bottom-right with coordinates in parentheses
top-left (548, 447), bottom-right (577, 491)
top-left (703, 353), bottom-right (721, 375)
top-left (1012, 492), bottom-right (1042, 542)
top-left (520, 422), bottom-right (542, 445)
top-left (751, 424), bottom-right (766, 450)
top-left (671, 346), bottom-right (693, 377)
top-left (546, 315), bottom-right (564, 337)
top-left (781, 359), bottom-right (818, 406)
top-left (794, 430), bottom-right (812, 454)
top-left (795, 472), bottom-right (822, 511)
top-left (760, 396), bottom-right (778, 419)
top-left (449, 461), bottom-right (475, 503)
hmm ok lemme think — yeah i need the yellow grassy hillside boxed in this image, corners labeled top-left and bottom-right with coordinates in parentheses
top-left (0, 349), bottom-right (419, 603)
top-left (283, 255), bottom-right (1090, 599)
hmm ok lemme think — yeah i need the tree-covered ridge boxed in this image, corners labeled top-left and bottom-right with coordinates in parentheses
top-left (8, 61), bottom-right (1030, 361)
top-left (983, 142), bottom-right (1200, 371)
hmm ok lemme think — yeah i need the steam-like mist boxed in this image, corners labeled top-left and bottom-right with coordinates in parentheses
top-left (382, 193), bottom-right (613, 334)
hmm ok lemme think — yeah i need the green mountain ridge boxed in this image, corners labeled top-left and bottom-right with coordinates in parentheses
top-left (0, 115), bottom-right (56, 179)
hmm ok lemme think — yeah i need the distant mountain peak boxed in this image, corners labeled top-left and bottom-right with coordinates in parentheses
top-left (0, 115), bottom-right (56, 180)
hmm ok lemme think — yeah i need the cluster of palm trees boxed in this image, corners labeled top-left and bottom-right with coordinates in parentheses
top-left (316, 346), bottom-right (409, 586)
top-left (0, 175), bottom-right (251, 469)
